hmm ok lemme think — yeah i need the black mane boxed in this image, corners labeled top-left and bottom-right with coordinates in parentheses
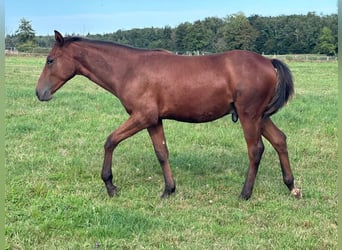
top-left (63, 35), bottom-right (170, 53)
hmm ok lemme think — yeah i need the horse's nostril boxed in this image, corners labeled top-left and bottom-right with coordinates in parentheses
top-left (35, 88), bottom-right (52, 101)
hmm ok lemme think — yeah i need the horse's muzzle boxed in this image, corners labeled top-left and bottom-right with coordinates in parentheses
top-left (36, 88), bottom-right (52, 101)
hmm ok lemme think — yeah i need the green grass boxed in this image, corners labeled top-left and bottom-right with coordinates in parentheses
top-left (5, 56), bottom-right (337, 249)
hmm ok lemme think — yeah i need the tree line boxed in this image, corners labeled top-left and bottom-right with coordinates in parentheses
top-left (6, 12), bottom-right (338, 55)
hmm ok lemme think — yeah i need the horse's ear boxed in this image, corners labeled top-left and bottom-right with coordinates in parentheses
top-left (54, 30), bottom-right (64, 46)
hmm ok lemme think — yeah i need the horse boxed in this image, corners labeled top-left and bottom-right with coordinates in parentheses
top-left (36, 30), bottom-right (301, 200)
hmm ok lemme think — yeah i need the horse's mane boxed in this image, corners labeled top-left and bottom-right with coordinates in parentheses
top-left (63, 36), bottom-right (83, 44)
top-left (63, 36), bottom-right (125, 48)
top-left (62, 36), bottom-right (172, 53)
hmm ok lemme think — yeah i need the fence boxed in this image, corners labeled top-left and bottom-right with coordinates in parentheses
top-left (168, 51), bottom-right (338, 62)
top-left (264, 54), bottom-right (337, 62)
top-left (5, 48), bottom-right (338, 62)
top-left (5, 47), bottom-right (50, 57)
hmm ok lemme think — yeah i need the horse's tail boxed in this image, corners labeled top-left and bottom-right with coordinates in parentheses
top-left (263, 59), bottom-right (294, 118)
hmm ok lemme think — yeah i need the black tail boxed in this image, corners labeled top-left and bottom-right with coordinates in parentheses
top-left (264, 59), bottom-right (294, 117)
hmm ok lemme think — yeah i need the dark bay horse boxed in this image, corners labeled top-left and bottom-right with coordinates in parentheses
top-left (36, 30), bottom-right (301, 200)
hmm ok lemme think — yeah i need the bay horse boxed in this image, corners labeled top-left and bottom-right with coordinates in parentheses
top-left (36, 30), bottom-right (301, 200)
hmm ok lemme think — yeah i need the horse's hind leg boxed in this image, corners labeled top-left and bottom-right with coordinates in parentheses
top-left (147, 120), bottom-right (175, 198)
top-left (239, 116), bottom-right (265, 200)
top-left (261, 117), bottom-right (302, 199)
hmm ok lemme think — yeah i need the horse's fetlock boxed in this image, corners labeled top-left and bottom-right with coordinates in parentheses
top-left (283, 175), bottom-right (294, 189)
top-left (101, 172), bottom-right (113, 182)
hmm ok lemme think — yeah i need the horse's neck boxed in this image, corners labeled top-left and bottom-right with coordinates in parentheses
top-left (73, 42), bottom-right (136, 96)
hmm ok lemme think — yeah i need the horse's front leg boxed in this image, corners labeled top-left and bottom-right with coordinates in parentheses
top-left (102, 115), bottom-right (149, 197)
top-left (147, 120), bottom-right (176, 198)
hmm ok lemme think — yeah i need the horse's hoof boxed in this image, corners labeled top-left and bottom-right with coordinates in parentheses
top-left (291, 188), bottom-right (302, 199)
top-left (160, 187), bottom-right (176, 199)
top-left (239, 188), bottom-right (252, 200)
top-left (107, 186), bottom-right (118, 197)
top-left (160, 192), bottom-right (170, 199)
top-left (239, 193), bottom-right (251, 200)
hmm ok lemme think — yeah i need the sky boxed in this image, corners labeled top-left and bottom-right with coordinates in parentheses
top-left (5, 0), bottom-right (338, 36)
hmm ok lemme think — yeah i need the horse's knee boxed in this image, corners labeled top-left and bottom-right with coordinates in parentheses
top-left (104, 137), bottom-right (116, 152)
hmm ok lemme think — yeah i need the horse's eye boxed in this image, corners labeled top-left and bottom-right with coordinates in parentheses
top-left (46, 58), bottom-right (54, 65)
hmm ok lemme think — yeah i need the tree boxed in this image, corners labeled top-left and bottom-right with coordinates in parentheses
top-left (15, 18), bottom-right (36, 52)
top-left (182, 20), bottom-right (212, 52)
top-left (5, 34), bottom-right (16, 48)
top-left (249, 15), bottom-right (269, 53)
top-left (18, 13), bottom-right (338, 55)
top-left (201, 17), bottom-right (225, 52)
top-left (221, 12), bottom-right (259, 51)
top-left (160, 26), bottom-right (174, 51)
top-left (315, 27), bottom-right (337, 55)
top-left (174, 22), bottom-right (192, 53)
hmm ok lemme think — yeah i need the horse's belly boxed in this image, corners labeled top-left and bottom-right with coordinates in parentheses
top-left (162, 97), bottom-right (233, 123)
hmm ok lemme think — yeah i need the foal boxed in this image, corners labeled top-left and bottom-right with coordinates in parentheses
top-left (36, 31), bottom-right (301, 200)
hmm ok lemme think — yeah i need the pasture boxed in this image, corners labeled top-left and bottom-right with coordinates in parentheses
top-left (5, 56), bottom-right (337, 249)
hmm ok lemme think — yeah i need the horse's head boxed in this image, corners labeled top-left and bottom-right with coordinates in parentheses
top-left (36, 30), bottom-right (76, 101)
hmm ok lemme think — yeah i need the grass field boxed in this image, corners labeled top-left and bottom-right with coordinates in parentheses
top-left (5, 56), bottom-right (337, 249)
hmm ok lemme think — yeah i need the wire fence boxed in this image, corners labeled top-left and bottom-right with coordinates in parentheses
top-left (5, 48), bottom-right (338, 62)
top-left (264, 54), bottom-right (337, 62)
